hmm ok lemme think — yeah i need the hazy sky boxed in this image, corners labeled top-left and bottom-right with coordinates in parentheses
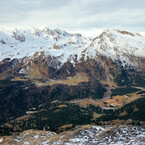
top-left (0, 0), bottom-right (145, 36)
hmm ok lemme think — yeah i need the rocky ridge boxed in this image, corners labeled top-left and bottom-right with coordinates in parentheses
top-left (0, 125), bottom-right (145, 145)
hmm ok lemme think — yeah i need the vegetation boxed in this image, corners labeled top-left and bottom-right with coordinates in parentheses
top-left (0, 79), bottom-right (106, 126)
top-left (0, 102), bottom-right (113, 136)
top-left (137, 91), bottom-right (145, 94)
top-left (111, 87), bottom-right (140, 96)
top-left (98, 96), bottom-right (145, 122)
top-left (129, 72), bottom-right (145, 87)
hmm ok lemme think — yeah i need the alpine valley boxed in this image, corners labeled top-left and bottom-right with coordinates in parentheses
top-left (0, 27), bottom-right (145, 144)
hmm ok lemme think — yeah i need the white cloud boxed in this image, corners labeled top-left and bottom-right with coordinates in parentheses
top-left (0, 0), bottom-right (145, 36)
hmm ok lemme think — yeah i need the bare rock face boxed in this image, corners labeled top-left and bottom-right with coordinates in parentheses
top-left (0, 39), bottom-right (6, 44)
top-left (0, 58), bottom-right (21, 74)
top-left (12, 29), bottom-right (25, 42)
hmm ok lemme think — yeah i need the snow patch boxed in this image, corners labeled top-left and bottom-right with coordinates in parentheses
top-left (0, 139), bottom-right (3, 142)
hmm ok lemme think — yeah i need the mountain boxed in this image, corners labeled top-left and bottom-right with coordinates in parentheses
top-left (1, 28), bottom-right (145, 64)
top-left (1, 27), bottom-right (145, 80)
top-left (0, 27), bottom-right (145, 135)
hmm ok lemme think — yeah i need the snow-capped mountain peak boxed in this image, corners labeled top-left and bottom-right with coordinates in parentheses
top-left (0, 27), bottom-right (145, 68)
top-left (92, 29), bottom-right (145, 64)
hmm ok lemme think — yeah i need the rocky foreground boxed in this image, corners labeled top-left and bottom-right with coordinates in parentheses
top-left (0, 125), bottom-right (145, 145)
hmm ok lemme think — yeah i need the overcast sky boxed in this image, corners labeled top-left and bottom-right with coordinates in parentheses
top-left (0, 0), bottom-right (145, 36)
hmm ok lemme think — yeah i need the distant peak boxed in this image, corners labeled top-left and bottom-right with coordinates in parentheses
top-left (93, 29), bottom-right (142, 42)
top-left (103, 29), bottom-right (141, 37)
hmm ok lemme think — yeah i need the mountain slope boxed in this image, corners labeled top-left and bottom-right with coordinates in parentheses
top-left (0, 27), bottom-right (145, 134)
top-left (0, 28), bottom-right (145, 85)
